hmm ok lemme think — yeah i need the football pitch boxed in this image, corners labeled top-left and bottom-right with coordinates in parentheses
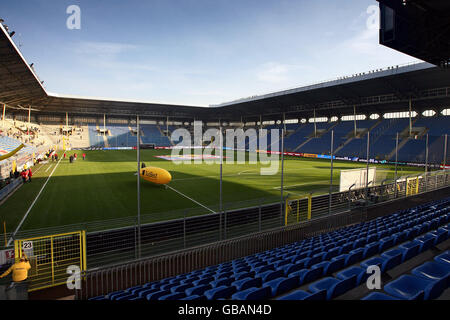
top-left (0, 149), bottom-right (424, 232)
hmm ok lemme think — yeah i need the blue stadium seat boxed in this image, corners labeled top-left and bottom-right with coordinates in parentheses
top-left (398, 241), bottom-right (421, 261)
top-left (185, 284), bottom-right (211, 296)
top-left (352, 238), bottom-right (367, 250)
top-left (106, 290), bottom-right (126, 300)
top-left (361, 292), bottom-right (400, 300)
top-left (234, 271), bottom-right (255, 280)
top-left (193, 277), bottom-right (214, 286)
top-left (336, 266), bottom-right (368, 286)
top-left (146, 290), bottom-right (171, 300)
top-left (257, 270), bottom-right (284, 282)
top-left (434, 251), bottom-right (450, 265)
top-left (277, 289), bottom-right (327, 300)
top-left (181, 295), bottom-right (207, 300)
top-left (324, 247), bottom-right (341, 260)
top-left (416, 234), bottom-right (436, 252)
top-left (264, 277), bottom-right (298, 297)
top-left (215, 271), bottom-right (233, 280)
top-left (211, 277), bottom-right (235, 288)
top-left (290, 252), bottom-right (309, 263)
top-left (384, 275), bottom-right (446, 300)
top-left (253, 265), bottom-right (273, 274)
top-left (288, 268), bottom-right (322, 285)
top-left (180, 278), bottom-right (198, 285)
top-left (159, 292), bottom-right (186, 300)
top-left (308, 276), bottom-right (357, 300)
top-left (231, 286), bottom-right (272, 300)
top-left (378, 236), bottom-right (395, 252)
top-left (274, 260), bottom-right (290, 269)
top-left (233, 266), bottom-right (250, 274)
top-left (204, 285), bottom-right (237, 300)
top-left (360, 257), bottom-right (384, 271)
top-left (136, 288), bottom-right (160, 299)
top-left (392, 230), bottom-right (408, 244)
top-left (232, 277), bottom-right (262, 291)
top-left (345, 248), bottom-right (364, 265)
top-left (278, 263), bottom-right (304, 275)
top-left (294, 257), bottom-right (311, 269)
top-left (429, 229), bottom-right (448, 244)
top-left (170, 284), bottom-right (192, 293)
top-left (381, 253), bottom-right (403, 271)
top-left (411, 261), bottom-right (450, 284)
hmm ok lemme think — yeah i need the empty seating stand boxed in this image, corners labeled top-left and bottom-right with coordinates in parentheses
top-left (89, 198), bottom-right (450, 301)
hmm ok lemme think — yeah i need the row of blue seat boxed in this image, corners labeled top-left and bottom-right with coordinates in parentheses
top-left (276, 228), bottom-right (450, 301)
top-left (89, 198), bottom-right (450, 301)
top-left (363, 251), bottom-right (450, 300)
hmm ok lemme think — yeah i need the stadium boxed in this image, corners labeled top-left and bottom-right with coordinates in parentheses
top-left (0, 0), bottom-right (449, 306)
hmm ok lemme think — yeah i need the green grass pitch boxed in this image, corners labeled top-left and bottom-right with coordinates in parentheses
top-left (0, 149), bottom-right (424, 232)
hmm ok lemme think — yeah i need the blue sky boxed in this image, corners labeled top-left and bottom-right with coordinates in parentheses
top-left (1, 0), bottom-right (421, 106)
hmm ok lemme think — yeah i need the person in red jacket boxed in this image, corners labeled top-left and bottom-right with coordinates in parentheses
top-left (20, 170), bottom-right (28, 183)
top-left (27, 168), bottom-right (32, 183)
top-left (82, 153), bottom-right (86, 160)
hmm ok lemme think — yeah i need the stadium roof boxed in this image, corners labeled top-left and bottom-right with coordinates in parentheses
top-left (377, 0), bottom-right (450, 67)
top-left (1, 19), bottom-right (450, 123)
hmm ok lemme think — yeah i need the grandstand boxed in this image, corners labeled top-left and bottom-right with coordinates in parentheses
top-left (0, 1), bottom-right (449, 304)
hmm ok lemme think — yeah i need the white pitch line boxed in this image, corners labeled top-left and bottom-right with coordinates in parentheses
top-left (172, 171), bottom-right (259, 182)
top-left (166, 185), bottom-right (216, 214)
top-left (237, 169), bottom-right (257, 175)
top-left (33, 164), bottom-right (45, 175)
top-left (7, 157), bottom-right (63, 247)
top-left (272, 180), bottom-right (330, 190)
top-left (45, 164), bottom-right (54, 172)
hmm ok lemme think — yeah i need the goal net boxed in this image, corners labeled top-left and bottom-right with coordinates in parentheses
top-left (339, 167), bottom-right (377, 192)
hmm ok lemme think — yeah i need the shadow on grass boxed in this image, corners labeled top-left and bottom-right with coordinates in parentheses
top-left (0, 168), bottom-right (276, 231)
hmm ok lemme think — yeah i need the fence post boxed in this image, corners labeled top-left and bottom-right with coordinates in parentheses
top-left (365, 131), bottom-right (370, 203)
top-left (425, 134), bottom-right (429, 192)
top-left (329, 130), bottom-right (334, 216)
top-left (443, 134), bottom-right (448, 170)
top-left (280, 127), bottom-right (285, 227)
top-left (348, 183), bottom-right (355, 211)
top-left (258, 200), bottom-right (262, 232)
top-left (307, 193), bottom-right (312, 220)
top-left (183, 211), bottom-right (187, 249)
top-left (394, 132), bottom-right (399, 198)
top-left (224, 205), bottom-right (227, 240)
top-left (134, 217), bottom-right (138, 260)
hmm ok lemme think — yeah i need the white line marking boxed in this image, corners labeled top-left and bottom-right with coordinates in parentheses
top-left (32, 164), bottom-right (45, 175)
top-left (272, 180), bottom-right (330, 190)
top-left (166, 185), bottom-right (216, 214)
top-left (172, 171), bottom-right (259, 182)
top-left (237, 169), bottom-right (257, 175)
top-left (45, 164), bottom-right (54, 172)
top-left (7, 157), bottom-right (63, 246)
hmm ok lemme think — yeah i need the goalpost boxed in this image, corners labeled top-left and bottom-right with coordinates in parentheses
top-left (339, 167), bottom-right (377, 192)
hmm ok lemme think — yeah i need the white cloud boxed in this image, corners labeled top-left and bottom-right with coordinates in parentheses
top-left (75, 41), bottom-right (138, 56)
top-left (256, 62), bottom-right (307, 84)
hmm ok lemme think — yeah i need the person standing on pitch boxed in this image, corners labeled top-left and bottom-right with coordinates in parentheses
top-left (82, 153), bottom-right (86, 160)
top-left (27, 168), bottom-right (32, 183)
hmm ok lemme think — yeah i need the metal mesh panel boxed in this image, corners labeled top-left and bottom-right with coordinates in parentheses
top-left (14, 231), bottom-right (86, 292)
